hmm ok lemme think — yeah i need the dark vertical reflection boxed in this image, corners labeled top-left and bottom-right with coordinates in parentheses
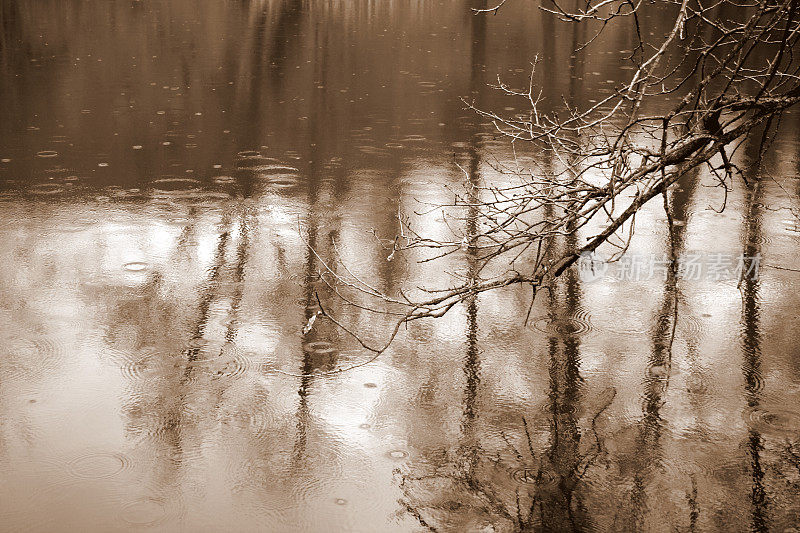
top-left (223, 207), bottom-right (252, 346)
top-left (626, 166), bottom-right (696, 529)
top-left (537, 263), bottom-right (588, 532)
top-left (457, 143), bottom-right (483, 513)
top-left (740, 139), bottom-right (768, 533)
top-left (292, 138), bottom-right (318, 470)
top-left (292, 2), bottom-right (333, 469)
top-left (459, 0), bottom-right (487, 451)
top-left (0, 1), bottom-right (21, 75)
top-left (116, 206), bottom-right (237, 494)
top-left (164, 210), bottom-right (233, 469)
top-left (628, 220), bottom-right (675, 528)
top-left (184, 211), bottom-right (233, 377)
top-left (397, 3), bottom-right (494, 529)
top-left (269, 0), bottom-right (306, 79)
top-left (534, 7), bottom-right (591, 530)
top-left (241, 7), bottom-right (271, 145)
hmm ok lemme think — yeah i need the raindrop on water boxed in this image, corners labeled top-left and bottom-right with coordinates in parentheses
top-left (66, 451), bottom-right (130, 479)
top-left (120, 498), bottom-right (169, 526)
top-left (27, 183), bottom-right (65, 195)
top-left (743, 406), bottom-right (800, 436)
top-left (532, 309), bottom-right (593, 336)
top-left (123, 262), bottom-right (149, 272)
top-left (647, 365), bottom-right (670, 378)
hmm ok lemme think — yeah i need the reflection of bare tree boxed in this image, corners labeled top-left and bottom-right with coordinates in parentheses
top-left (739, 141), bottom-right (768, 533)
top-left (109, 200), bottom-right (259, 496)
top-left (396, 4), bottom-right (517, 528)
top-left (615, 172), bottom-right (690, 530)
top-left (533, 264), bottom-right (589, 532)
top-left (530, 15), bottom-right (597, 528)
top-left (291, 14), bottom-right (342, 469)
top-left (396, 9), bottom-right (614, 528)
top-left (127, 209), bottom-right (232, 456)
top-left (397, 262), bottom-right (614, 531)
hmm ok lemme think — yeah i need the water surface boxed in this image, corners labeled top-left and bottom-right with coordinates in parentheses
top-left (2, 1), bottom-right (800, 531)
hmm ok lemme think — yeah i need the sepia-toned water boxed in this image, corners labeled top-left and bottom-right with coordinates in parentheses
top-left (1, 1), bottom-right (800, 531)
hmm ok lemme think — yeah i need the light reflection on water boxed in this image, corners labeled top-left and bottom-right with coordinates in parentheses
top-left (2, 0), bottom-right (800, 531)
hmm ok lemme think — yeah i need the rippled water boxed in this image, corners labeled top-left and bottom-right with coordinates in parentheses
top-left (2, 1), bottom-right (800, 531)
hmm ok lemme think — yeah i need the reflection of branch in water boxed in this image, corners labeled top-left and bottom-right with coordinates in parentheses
top-left (396, 381), bottom-right (617, 531)
top-left (396, 265), bottom-right (617, 531)
top-left (687, 474), bottom-right (699, 533)
top-left (399, 499), bottom-right (440, 533)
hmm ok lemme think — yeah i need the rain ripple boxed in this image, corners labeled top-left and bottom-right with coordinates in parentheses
top-left (150, 177), bottom-right (202, 196)
top-left (743, 406), bottom-right (800, 437)
top-left (122, 261), bottom-right (149, 272)
top-left (3, 336), bottom-right (67, 382)
top-left (510, 466), bottom-right (556, 486)
top-left (66, 451), bottom-right (131, 479)
top-left (531, 307), bottom-right (594, 337)
top-left (26, 183), bottom-right (67, 196)
top-left (119, 496), bottom-right (185, 528)
top-left (677, 314), bottom-right (707, 339)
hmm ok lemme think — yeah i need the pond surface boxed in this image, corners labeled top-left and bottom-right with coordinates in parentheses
top-left (2, 1), bottom-right (800, 531)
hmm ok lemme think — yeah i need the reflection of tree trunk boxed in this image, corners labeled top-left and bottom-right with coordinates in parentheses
top-left (223, 209), bottom-right (252, 346)
top-left (459, 137), bottom-right (481, 476)
top-left (629, 243), bottom-right (674, 529)
top-left (461, 154), bottom-right (481, 433)
top-left (540, 1), bottom-right (555, 98)
top-left (292, 18), bottom-right (335, 467)
top-left (566, 0), bottom-right (585, 108)
top-left (184, 210), bottom-right (233, 378)
top-left (536, 250), bottom-right (587, 532)
top-left (459, 214), bottom-right (481, 487)
top-left (292, 141), bottom-right (318, 473)
top-left (243, 9), bottom-right (271, 145)
top-left (535, 10), bottom-right (590, 529)
top-left (141, 209), bottom-right (234, 483)
top-left (740, 144), bottom-right (768, 531)
top-left (269, 0), bottom-right (305, 83)
top-left (624, 162), bottom-right (698, 529)
top-left (0, 1), bottom-right (22, 97)
top-left (460, 0), bottom-right (486, 447)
